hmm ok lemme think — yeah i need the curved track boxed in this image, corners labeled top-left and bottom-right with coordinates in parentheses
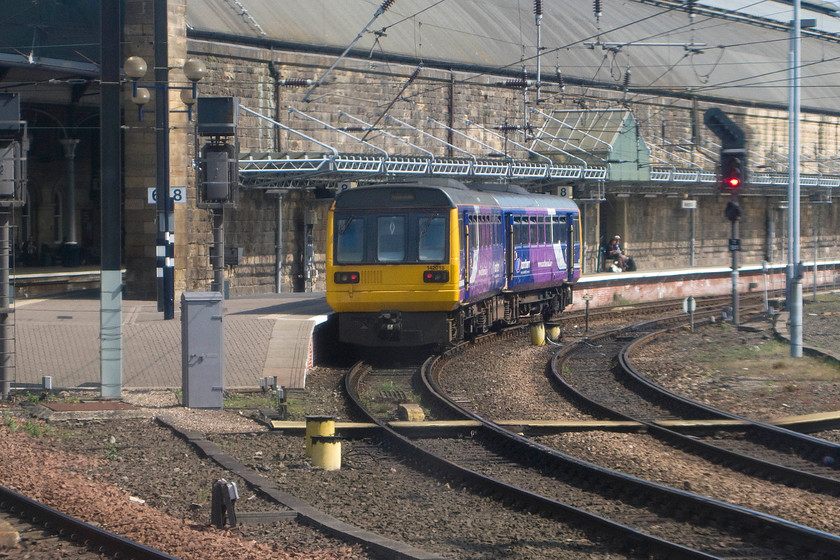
top-left (0, 484), bottom-right (179, 560)
top-left (346, 349), bottom-right (840, 559)
top-left (553, 315), bottom-right (840, 495)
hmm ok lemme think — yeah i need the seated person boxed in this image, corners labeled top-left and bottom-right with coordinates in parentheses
top-left (605, 235), bottom-right (628, 271)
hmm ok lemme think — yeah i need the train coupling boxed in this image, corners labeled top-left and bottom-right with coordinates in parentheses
top-left (377, 310), bottom-right (402, 341)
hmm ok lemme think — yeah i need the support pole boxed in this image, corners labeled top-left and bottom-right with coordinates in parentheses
top-left (0, 210), bottom-right (11, 399)
top-left (155, 0), bottom-right (175, 319)
top-left (788, 0), bottom-right (803, 357)
top-left (60, 138), bottom-right (80, 266)
top-left (689, 206), bottom-right (696, 267)
top-left (730, 214), bottom-right (740, 326)
top-left (275, 193), bottom-right (284, 293)
top-left (100, 0), bottom-right (122, 398)
top-left (211, 209), bottom-right (225, 294)
top-left (813, 222), bottom-right (818, 302)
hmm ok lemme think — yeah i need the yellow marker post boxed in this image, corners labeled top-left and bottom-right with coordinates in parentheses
top-left (311, 435), bottom-right (342, 471)
top-left (305, 415), bottom-right (335, 457)
top-left (530, 322), bottom-right (545, 346)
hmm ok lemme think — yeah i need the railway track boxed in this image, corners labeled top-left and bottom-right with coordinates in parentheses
top-left (346, 351), bottom-right (840, 559)
top-left (556, 291), bottom-right (780, 329)
top-left (553, 309), bottom-right (840, 495)
top-left (0, 484), bottom-right (179, 560)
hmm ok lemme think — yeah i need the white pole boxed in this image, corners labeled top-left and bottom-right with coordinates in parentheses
top-left (788, 0), bottom-right (803, 357)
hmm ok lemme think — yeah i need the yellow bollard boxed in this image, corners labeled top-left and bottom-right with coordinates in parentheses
top-left (530, 322), bottom-right (545, 346)
top-left (310, 435), bottom-right (342, 471)
top-left (305, 415), bottom-right (335, 458)
top-left (547, 325), bottom-right (561, 342)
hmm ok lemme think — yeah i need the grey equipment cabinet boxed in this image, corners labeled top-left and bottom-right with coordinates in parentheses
top-left (181, 292), bottom-right (224, 408)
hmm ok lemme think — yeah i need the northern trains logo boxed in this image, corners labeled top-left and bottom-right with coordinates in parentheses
top-left (514, 251), bottom-right (531, 273)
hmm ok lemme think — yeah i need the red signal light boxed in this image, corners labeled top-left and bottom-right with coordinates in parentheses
top-left (719, 151), bottom-right (745, 195)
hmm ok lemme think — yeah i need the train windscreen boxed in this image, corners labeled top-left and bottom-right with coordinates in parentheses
top-left (335, 211), bottom-right (449, 264)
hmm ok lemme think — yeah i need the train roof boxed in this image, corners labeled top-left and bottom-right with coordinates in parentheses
top-left (333, 182), bottom-right (579, 213)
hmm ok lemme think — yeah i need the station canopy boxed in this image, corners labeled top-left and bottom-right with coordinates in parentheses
top-left (532, 110), bottom-right (651, 182)
top-left (187, 0), bottom-right (840, 113)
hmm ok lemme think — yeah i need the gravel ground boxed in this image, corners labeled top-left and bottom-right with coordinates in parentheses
top-left (1, 294), bottom-right (838, 559)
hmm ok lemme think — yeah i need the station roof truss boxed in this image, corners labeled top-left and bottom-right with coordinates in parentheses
top-left (235, 105), bottom-right (839, 202)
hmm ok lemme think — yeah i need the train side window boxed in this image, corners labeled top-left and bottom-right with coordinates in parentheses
top-left (552, 216), bottom-right (560, 245)
top-left (530, 216), bottom-right (539, 245)
top-left (419, 215), bottom-right (447, 262)
top-left (336, 216), bottom-right (365, 263)
top-left (377, 215), bottom-right (406, 262)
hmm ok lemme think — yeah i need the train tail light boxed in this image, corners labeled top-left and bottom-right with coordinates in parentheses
top-left (423, 270), bottom-right (449, 283)
top-left (334, 271), bottom-right (360, 284)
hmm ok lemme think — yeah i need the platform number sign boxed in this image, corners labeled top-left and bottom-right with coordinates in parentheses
top-left (148, 187), bottom-right (186, 204)
top-left (556, 186), bottom-right (570, 198)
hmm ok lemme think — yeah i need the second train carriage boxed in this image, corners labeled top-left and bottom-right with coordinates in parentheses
top-left (326, 180), bottom-right (581, 347)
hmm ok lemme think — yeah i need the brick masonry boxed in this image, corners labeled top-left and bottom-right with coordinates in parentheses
top-left (119, 6), bottom-right (840, 300)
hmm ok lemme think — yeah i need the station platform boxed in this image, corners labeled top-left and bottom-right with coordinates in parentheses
top-left (12, 291), bottom-right (332, 391)
top-left (7, 260), bottom-right (839, 393)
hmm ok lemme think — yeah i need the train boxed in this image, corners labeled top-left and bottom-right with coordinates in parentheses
top-left (326, 180), bottom-right (582, 347)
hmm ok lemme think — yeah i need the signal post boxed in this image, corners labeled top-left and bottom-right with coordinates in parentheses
top-left (705, 109), bottom-right (746, 325)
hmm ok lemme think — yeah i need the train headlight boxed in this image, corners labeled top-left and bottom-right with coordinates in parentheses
top-left (422, 270), bottom-right (449, 283)
top-left (334, 271), bottom-right (360, 284)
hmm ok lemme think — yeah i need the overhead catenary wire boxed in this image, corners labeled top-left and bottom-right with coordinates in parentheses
top-left (198, 0), bottom-right (840, 121)
top-left (302, 0), bottom-right (397, 103)
top-left (360, 64), bottom-right (422, 142)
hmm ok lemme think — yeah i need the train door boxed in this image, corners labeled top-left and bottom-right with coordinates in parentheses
top-left (462, 210), bottom-right (471, 294)
top-left (504, 212), bottom-right (513, 289)
top-left (550, 213), bottom-right (572, 282)
top-left (566, 213), bottom-right (575, 280)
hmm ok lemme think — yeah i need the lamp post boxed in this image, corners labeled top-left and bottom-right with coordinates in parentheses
top-left (124, 54), bottom-right (205, 319)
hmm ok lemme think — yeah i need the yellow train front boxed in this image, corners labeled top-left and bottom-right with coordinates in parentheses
top-left (327, 183), bottom-right (471, 347)
top-left (327, 181), bottom-right (582, 348)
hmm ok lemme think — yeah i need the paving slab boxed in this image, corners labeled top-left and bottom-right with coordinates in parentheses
top-left (11, 292), bottom-right (332, 391)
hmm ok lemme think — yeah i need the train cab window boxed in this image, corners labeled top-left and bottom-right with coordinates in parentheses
top-left (419, 214), bottom-right (446, 262)
top-left (377, 215), bottom-right (406, 262)
top-left (336, 216), bottom-right (365, 263)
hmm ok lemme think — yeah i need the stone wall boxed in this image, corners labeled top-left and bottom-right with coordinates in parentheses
top-left (119, 9), bottom-right (840, 299)
top-left (123, 0), bottom-right (193, 300)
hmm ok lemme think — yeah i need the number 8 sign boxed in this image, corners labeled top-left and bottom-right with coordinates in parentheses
top-left (147, 187), bottom-right (186, 204)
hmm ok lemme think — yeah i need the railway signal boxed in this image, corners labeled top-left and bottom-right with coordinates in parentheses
top-left (704, 108), bottom-right (746, 327)
top-left (720, 150), bottom-right (745, 195)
